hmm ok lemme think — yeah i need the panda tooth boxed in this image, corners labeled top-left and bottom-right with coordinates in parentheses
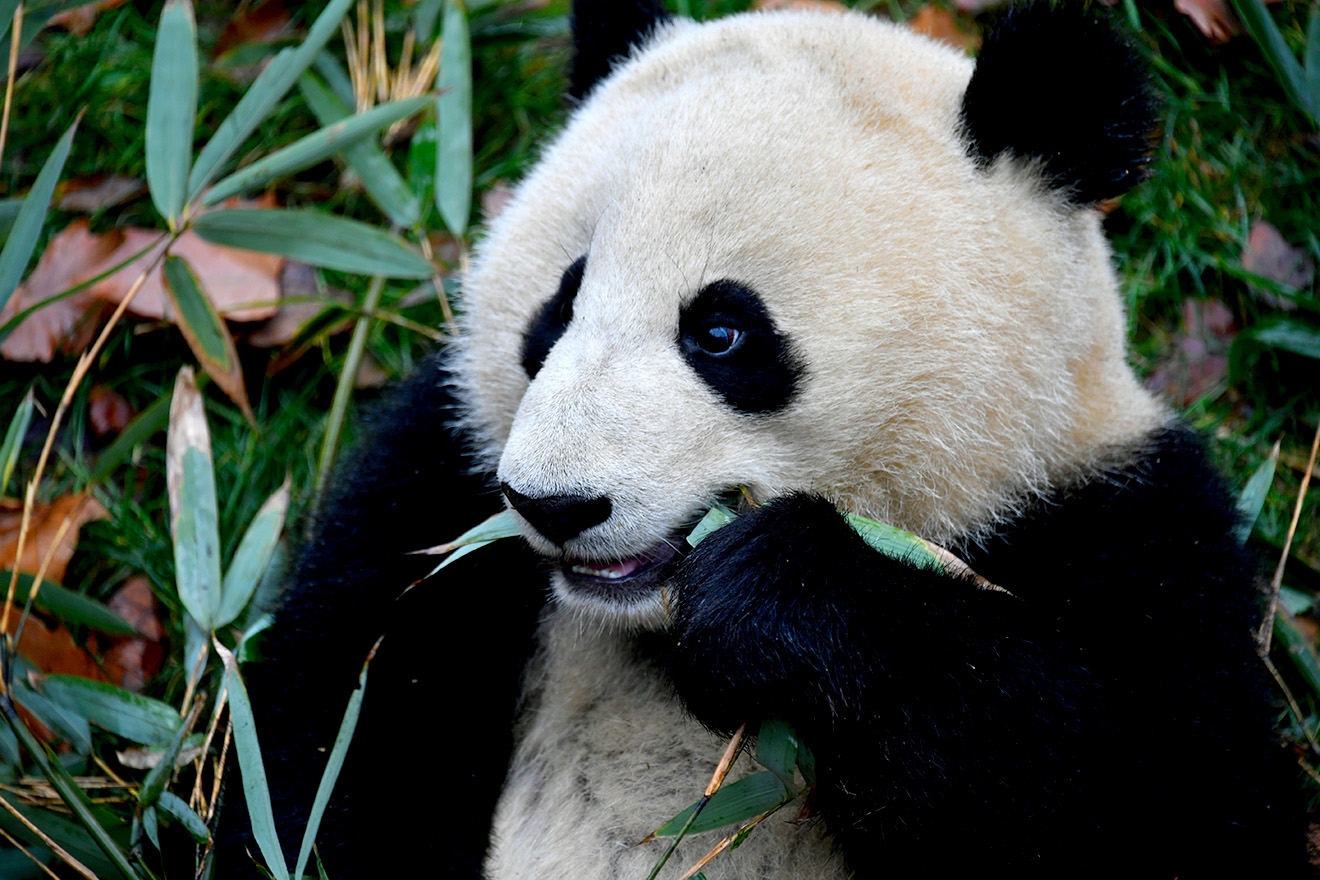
top-left (571, 564), bottom-right (624, 579)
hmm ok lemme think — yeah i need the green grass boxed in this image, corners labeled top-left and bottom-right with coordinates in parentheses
top-left (0, 0), bottom-right (1317, 874)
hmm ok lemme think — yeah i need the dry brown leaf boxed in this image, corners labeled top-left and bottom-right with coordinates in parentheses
top-left (57, 175), bottom-right (146, 214)
top-left (1175, 0), bottom-right (1238, 43)
top-left (908, 6), bottom-right (979, 52)
top-left (8, 615), bottom-right (107, 681)
top-left (246, 261), bottom-right (354, 349)
top-left (0, 220), bottom-right (122, 362)
top-left (102, 576), bottom-right (165, 691)
top-left (1145, 298), bottom-right (1236, 406)
top-left (89, 385), bottom-right (135, 439)
top-left (48, 0), bottom-right (128, 35)
top-left (215, 0), bottom-right (295, 58)
top-left (752, 0), bottom-right (848, 12)
top-left (0, 494), bottom-right (109, 585)
top-left (1242, 220), bottom-right (1313, 310)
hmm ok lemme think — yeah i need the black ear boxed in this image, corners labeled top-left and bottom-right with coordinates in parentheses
top-left (570, 0), bottom-right (671, 100)
top-left (960, 2), bottom-right (1158, 205)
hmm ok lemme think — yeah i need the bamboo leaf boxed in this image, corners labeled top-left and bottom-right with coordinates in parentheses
top-left (0, 571), bottom-right (137, 636)
top-left (0, 117), bottom-right (77, 314)
top-left (436, 0), bottom-right (473, 236)
top-left (188, 0), bottom-right (356, 198)
top-left (194, 209), bottom-right (434, 278)
top-left (1247, 318), bottom-right (1320, 360)
top-left (157, 792), bottom-right (209, 844)
top-left (421, 509), bottom-right (522, 554)
top-left (414, 0), bottom-right (442, 42)
top-left (145, 0), bottom-right (199, 224)
top-left (11, 681), bottom-right (92, 755)
top-left (139, 709), bottom-right (197, 808)
top-left (217, 641), bottom-right (290, 880)
top-left (162, 255), bottom-right (253, 420)
top-left (294, 648), bottom-right (375, 880)
top-left (202, 95), bottom-right (431, 207)
top-left (0, 197), bottom-right (23, 242)
top-left (755, 720), bottom-right (800, 791)
top-left (168, 368), bottom-right (223, 631)
top-left (1235, 444), bottom-right (1279, 543)
top-left (687, 503), bottom-right (736, 548)
top-left (297, 73), bottom-right (423, 228)
top-left (654, 773), bottom-right (789, 837)
top-left (1, 387), bottom-right (34, 497)
top-left (216, 479), bottom-right (290, 629)
top-left (1231, 0), bottom-right (1312, 120)
top-left (846, 513), bottom-right (937, 564)
top-left (39, 676), bottom-right (182, 746)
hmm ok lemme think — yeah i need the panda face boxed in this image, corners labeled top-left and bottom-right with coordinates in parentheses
top-left (454, 11), bottom-right (1163, 626)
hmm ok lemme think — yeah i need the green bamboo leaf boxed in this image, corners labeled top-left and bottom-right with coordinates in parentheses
top-left (158, 792), bottom-right (209, 843)
top-left (312, 50), bottom-right (356, 107)
top-left (434, 509), bottom-right (522, 552)
top-left (168, 368), bottom-right (223, 631)
top-left (687, 503), bottom-right (736, 547)
top-left (1235, 444), bottom-right (1279, 543)
top-left (846, 513), bottom-right (937, 565)
top-left (203, 95), bottom-right (431, 207)
top-left (162, 255), bottom-right (253, 420)
top-left (143, 804), bottom-right (161, 851)
top-left (436, 0), bottom-right (473, 236)
top-left (188, 0), bottom-right (356, 198)
top-left (0, 117), bottom-right (77, 314)
top-left (755, 720), bottom-right (800, 791)
top-left (194, 209), bottom-right (433, 278)
top-left (0, 571), bottom-right (137, 636)
top-left (1247, 318), bottom-right (1320, 360)
top-left (1, 387), bottom-right (34, 497)
top-left (414, 0), bottom-right (442, 41)
top-left (407, 119), bottom-right (438, 205)
top-left (1275, 611), bottom-right (1320, 698)
top-left (217, 479), bottom-right (290, 629)
top-left (139, 710), bottom-right (196, 808)
top-left (40, 676), bottom-right (182, 746)
top-left (297, 73), bottom-right (424, 228)
top-left (1280, 586), bottom-right (1315, 616)
top-left (1232, 0), bottom-right (1312, 120)
top-left (11, 681), bottom-right (92, 755)
top-left (218, 641), bottom-right (290, 880)
top-left (146, 0), bottom-right (199, 224)
top-left (0, 196), bottom-right (23, 242)
top-left (0, 800), bottom-right (119, 879)
top-left (654, 772), bottom-right (789, 837)
top-left (294, 648), bottom-right (374, 880)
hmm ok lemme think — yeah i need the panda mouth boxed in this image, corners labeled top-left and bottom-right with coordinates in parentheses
top-left (559, 536), bottom-right (686, 597)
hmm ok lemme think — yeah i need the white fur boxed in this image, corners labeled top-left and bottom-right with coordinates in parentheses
top-left (451, 9), bottom-right (1169, 878)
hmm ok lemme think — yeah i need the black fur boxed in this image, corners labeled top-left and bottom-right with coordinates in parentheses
top-left (960, 2), bottom-right (1158, 205)
top-left (569, 0), bottom-right (671, 100)
top-left (521, 254), bottom-right (586, 380)
top-left (666, 426), bottom-right (1303, 877)
top-left (679, 280), bottom-right (805, 415)
top-left (217, 355), bottom-right (549, 879)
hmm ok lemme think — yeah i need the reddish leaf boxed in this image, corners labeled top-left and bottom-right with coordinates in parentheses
top-left (0, 493), bottom-right (109, 585)
top-left (1175, 0), bottom-right (1238, 43)
top-left (908, 6), bottom-right (979, 51)
top-left (245, 261), bottom-right (353, 349)
top-left (1242, 220), bottom-right (1313, 310)
top-left (89, 385), bottom-right (136, 439)
top-left (215, 0), bottom-right (295, 58)
top-left (102, 576), bottom-right (165, 691)
top-left (0, 220), bottom-right (122, 362)
top-left (48, 0), bottom-right (129, 36)
top-left (1145, 299), bottom-right (1237, 406)
top-left (57, 175), bottom-right (146, 213)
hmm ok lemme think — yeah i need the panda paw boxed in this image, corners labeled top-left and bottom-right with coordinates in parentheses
top-left (667, 493), bottom-right (910, 734)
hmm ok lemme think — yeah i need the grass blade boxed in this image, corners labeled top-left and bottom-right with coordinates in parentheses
top-left (1, 387), bottom-right (34, 497)
top-left (162, 255), bottom-right (253, 420)
top-left (167, 368), bottom-right (223, 631)
top-left (1235, 443), bottom-right (1279, 543)
top-left (202, 95), bottom-right (431, 207)
top-left (294, 643), bottom-right (377, 880)
top-left (145, 0), bottom-right (198, 224)
top-left (1306, 4), bottom-right (1320, 118)
top-left (436, 0), bottom-right (472, 236)
top-left (194, 208), bottom-right (434, 278)
top-left (0, 571), bottom-right (136, 636)
top-left (1231, 0), bottom-right (1312, 120)
top-left (188, 0), bottom-right (355, 199)
top-left (298, 73), bottom-right (423, 228)
top-left (39, 676), bottom-right (182, 746)
top-left (216, 478), bottom-right (290, 629)
top-left (0, 117), bottom-right (77, 313)
top-left (216, 640), bottom-right (289, 880)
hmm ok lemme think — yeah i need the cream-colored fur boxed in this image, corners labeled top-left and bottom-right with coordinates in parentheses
top-left (452, 9), bottom-right (1168, 878)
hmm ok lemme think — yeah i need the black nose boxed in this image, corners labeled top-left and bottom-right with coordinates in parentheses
top-left (501, 484), bottom-right (613, 546)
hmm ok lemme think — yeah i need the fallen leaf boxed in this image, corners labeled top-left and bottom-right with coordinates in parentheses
top-left (0, 220), bottom-right (122, 362)
top-left (0, 493), bottom-right (109, 585)
top-left (7, 615), bottom-right (106, 681)
top-left (87, 201), bottom-right (283, 324)
top-left (1175, 0), bottom-right (1237, 43)
top-left (89, 385), bottom-right (135, 439)
top-left (907, 6), bottom-right (978, 51)
top-left (215, 0), bottom-right (295, 58)
top-left (102, 576), bottom-right (165, 691)
top-left (1145, 298), bottom-right (1236, 406)
top-left (57, 175), bottom-right (146, 214)
top-left (1242, 220), bottom-right (1313, 310)
top-left (355, 352), bottom-right (390, 389)
top-left (752, 0), bottom-right (848, 11)
top-left (48, 0), bottom-right (128, 35)
top-left (245, 261), bottom-right (353, 349)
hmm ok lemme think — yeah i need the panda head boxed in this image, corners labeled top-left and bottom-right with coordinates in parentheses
top-left (452, 1), bottom-right (1166, 627)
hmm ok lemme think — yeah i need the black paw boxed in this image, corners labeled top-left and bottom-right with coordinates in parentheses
top-left (666, 493), bottom-right (903, 734)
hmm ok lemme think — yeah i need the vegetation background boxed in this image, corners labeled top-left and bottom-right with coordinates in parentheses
top-left (0, 0), bottom-right (1316, 877)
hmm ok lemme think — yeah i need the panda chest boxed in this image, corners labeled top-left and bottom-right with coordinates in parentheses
top-left (484, 613), bottom-right (851, 880)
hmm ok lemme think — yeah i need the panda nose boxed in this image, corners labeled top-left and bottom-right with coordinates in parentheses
top-left (501, 483), bottom-right (613, 546)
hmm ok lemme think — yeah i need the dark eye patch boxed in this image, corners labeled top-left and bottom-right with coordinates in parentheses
top-left (521, 255), bottom-right (587, 379)
top-left (678, 280), bottom-right (803, 415)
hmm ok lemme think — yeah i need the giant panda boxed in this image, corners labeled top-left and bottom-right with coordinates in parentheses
top-left (221, 1), bottom-right (1306, 877)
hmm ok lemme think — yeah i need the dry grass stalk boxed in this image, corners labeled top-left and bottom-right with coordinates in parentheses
top-left (1261, 421), bottom-right (1320, 653)
top-left (0, 3), bottom-right (23, 171)
top-left (0, 822), bottom-right (64, 880)
top-left (342, 0), bottom-right (442, 136)
top-left (0, 792), bottom-right (99, 880)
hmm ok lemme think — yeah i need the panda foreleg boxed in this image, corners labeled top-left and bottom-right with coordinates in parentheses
top-left (219, 355), bottom-right (548, 879)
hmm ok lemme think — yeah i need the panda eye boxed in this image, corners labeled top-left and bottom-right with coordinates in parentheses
top-left (697, 325), bottom-right (743, 356)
